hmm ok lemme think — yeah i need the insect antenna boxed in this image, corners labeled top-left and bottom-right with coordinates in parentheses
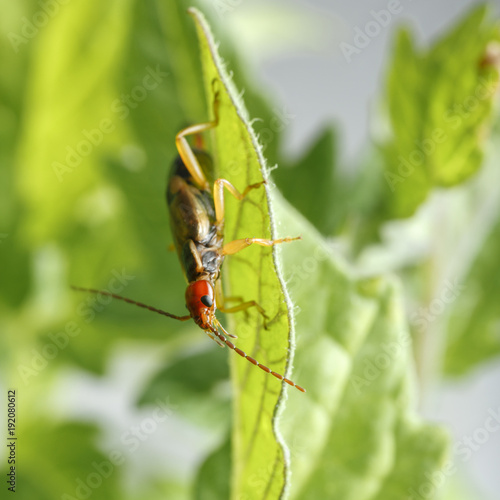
top-left (212, 319), bottom-right (306, 393)
top-left (71, 286), bottom-right (191, 321)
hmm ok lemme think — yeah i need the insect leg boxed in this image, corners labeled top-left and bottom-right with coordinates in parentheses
top-left (175, 91), bottom-right (220, 191)
top-left (215, 279), bottom-right (268, 324)
top-left (220, 236), bottom-right (301, 256)
top-left (188, 240), bottom-right (205, 275)
top-left (213, 178), bottom-right (266, 228)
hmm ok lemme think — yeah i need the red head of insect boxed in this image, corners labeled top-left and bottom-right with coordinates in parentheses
top-left (185, 280), bottom-right (215, 330)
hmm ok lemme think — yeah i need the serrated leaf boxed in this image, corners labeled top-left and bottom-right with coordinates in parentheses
top-left (189, 8), bottom-right (296, 500)
top-left (381, 5), bottom-right (500, 219)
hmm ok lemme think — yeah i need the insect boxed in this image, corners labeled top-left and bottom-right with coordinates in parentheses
top-left (73, 86), bottom-right (305, 393)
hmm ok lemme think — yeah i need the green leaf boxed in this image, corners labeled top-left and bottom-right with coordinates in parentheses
top-left (272, 195), bottom-right (450, 499)
top-left (0, 1), bottom-right (39, 309)
top-left (17, 0), bottom-right (135, 243)
top-left (189, 7), bottom-right (297, 499)
top-left (137, 347), bottom-right (231, 428)
top-left (272, 126), bottom-right (341, 235)
top-left (194, 438), bottom-right (231, 500)
top-left (434, 134), bottom-right (500, 376)
top-left (444, 208), bottom-right (500, 375)
top-left (380, 5), bottom-right (500, 219)
top-left (0, 422), bottom-right (122, 500)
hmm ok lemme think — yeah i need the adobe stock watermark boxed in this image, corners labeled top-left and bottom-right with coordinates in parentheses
top-left (286, 245), bottom-right (329, 301)
top-left (350, 331), bottom-right (412, 394)
top-left (61, 397), bottom-right (176, 500)
top-left (52, 65), bottom-right (168, 182)
top-left (410, 278), bottom-right (465, 332)
top-left (385, 71), bottom-right (500, 192)
top-left (212, 0), bottom-right (243, 19)
top-left (17, 268), bottom-right (135, 385)
top-left (257, 105), bottom-right (296, 152)
top-left (407, 405), bottom-right (500, 499)
top-left (236, 459), bottom-right (286, 500)
top-left (350, 279), bottom-right (465, 394)
top-left (7, 0), bottom-right (71, 53)
top-left (340, 0), bottom-right (409, 63)
top-left (235, 433), bottom-right (308, 500)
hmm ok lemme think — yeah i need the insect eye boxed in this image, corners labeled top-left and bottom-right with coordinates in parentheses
top-left (200, 295), bottom-right (213, 307)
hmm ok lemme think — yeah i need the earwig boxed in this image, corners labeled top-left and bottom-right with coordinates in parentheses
top-left (73, 85), bottom-right (305, 393)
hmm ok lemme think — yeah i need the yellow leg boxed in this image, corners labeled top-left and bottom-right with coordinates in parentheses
top-left (188, 240), bottom-right (204, 274)
top-left (215, 279), bottom-right (268, 323)
top-left (219, 301), bottom-right (269, 319)
top-left (213, 179), bottom-right (266, 227)
top-left (175, 91), bottom-right (220, 191)
top-left (221, 236), bottom-right (301, 256)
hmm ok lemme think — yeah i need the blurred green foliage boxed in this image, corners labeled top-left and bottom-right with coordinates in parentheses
top-left (381, 5), bottom-right (499, 217)
top-left (275, 199), bottom-right (449, 500)
top-left (444, 157), bottom-right (500, 375)
top-left (1, 1), bottom-right (500, 500)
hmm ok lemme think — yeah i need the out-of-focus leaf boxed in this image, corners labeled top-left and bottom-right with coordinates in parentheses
top-left (194, 438), bottom-right (231, 500)
top-left (17, 0), bottom-right (134, 243)
top-left (137, 347), bottom-right (231, 428)
top-left (445, 211), bottom-right (500, 375)
top-left (127, 480), bottom-right (191, 500)
top-left (190, 7), bottom-right (296, 499)
top-left (6, 0), bottom-right (144, 374)
top-left (0, 422), bottom-right (122, 500)
top-left (442, 477), bottom-right (477, 500)
top-left (273, 126), bottom-right (341, 235)
top-left (138, 348), bottom-right (228, 397)
top-left (0, 0), bottom-right (38, 309)
top-left (380, 5), bottom-right (499, 219)
top-left (272, 194), bottom-right (449, 500)
top-left (346, 149), bottom-right (389, 253)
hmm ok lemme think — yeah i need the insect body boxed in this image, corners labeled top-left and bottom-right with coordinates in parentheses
top-left (73, 89), bottom-right (305, 393)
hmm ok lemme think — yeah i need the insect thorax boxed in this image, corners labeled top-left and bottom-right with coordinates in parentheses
top-left (167, 153), bottom-right (224, 283)
top-left (181, 241), bottom-right (223, 283)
